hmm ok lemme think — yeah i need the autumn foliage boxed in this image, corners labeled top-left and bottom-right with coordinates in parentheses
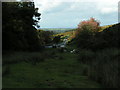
top-left (75, 18), bottom-right (100, 49)
top-left (77, 17), bottom-right (100, 33)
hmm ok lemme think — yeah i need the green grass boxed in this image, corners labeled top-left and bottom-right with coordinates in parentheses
top-left (3, 49), bottom-right (102, 88)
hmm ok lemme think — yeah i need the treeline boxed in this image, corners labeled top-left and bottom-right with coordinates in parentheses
top-left (72, 18), bottom-right (119, 88)
top-left (2, 2), bottom-right (45, 52)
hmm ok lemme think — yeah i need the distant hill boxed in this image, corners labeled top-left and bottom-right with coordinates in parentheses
top-left (38, 28), bottom-right (75, 34)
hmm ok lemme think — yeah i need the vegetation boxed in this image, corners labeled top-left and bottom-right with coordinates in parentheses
top-left (2, 2), bottom-right (41, 51)
top-left (72, 18), bottom-right (119, 88)
top-left (95, 23), bottom-right (120, 49)
top-left (77, 48), bottom-right (119, 88)
top-left (54, 30), bottom-right (76, 42)
top-left (2, 1), bottom-right (119, 88)
top-left (3, 49), bottom-right (102, 88)
top-left (75, 18), bottom-right (101, 49)
top-left (37, 30), bottom-right (54, 45)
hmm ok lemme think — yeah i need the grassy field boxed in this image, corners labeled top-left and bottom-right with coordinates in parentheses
top-left (3, 48), bottom-right (102, 88)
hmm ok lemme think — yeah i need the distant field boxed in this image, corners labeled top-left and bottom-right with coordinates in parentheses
top-left (40, 28), bottom-right (75, 31)
top-left (38, 28), bottom-right (75, 34)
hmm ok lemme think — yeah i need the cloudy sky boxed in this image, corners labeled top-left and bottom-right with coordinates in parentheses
top-left (34, 0), bottom-right (119, 28)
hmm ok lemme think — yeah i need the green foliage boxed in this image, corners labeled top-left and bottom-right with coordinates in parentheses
top-left (2, 2), bottom-right (42, 51)
top-left (37, 30), bottom-right (54, 45)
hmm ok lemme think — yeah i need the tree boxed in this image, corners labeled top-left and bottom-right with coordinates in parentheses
top-left (75, 18), bottom-right (100, 49)
top-left (37, 30), bottom-right (54, 45)
top-left (2, 2), bottom-right (41, 51)
top-left (77, 17), bottom-right (100, 33)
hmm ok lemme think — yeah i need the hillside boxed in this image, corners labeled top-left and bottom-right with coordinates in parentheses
top-left (99, 24), bottom-right (115, 32)
top-left (54, 24), bottom-right (116, 42)
top-left (99, 23), bottom-right (120, 48)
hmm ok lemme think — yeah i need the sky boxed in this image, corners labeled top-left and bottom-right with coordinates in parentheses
top-left (33, 0), bottom-right (119, 28)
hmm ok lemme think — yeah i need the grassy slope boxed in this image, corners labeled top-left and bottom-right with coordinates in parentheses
top-left (99, 24), bottom-right (114, 32)
top-left (54, 30), bottom-right (76, 42)
top-left (3, 49), bottom-right (102, 88)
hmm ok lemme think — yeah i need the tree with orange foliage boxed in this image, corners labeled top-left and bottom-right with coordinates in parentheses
top-left (77, 17), bottom-right (100, 33)
top-left (75, 18), bottom-right (100, 49)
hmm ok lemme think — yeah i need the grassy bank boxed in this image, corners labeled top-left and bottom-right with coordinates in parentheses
top-left (77, 48), bottom-right (119, 88)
